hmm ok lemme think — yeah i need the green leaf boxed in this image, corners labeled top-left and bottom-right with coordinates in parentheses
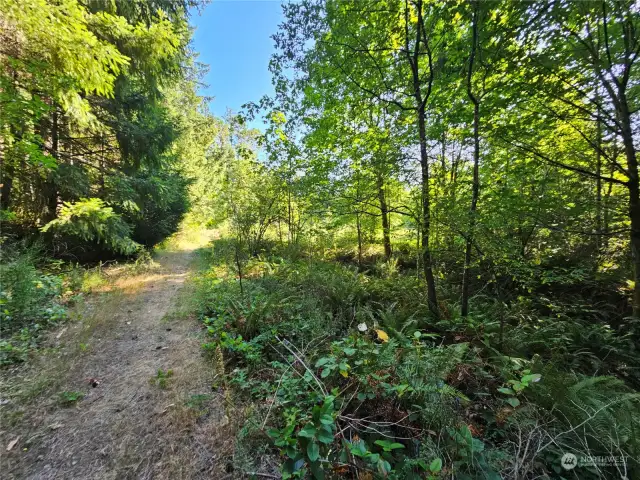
top-left (319, 413), bottom-right (334, 425)
top-left (282, 456), bottom-right (305, 476)
top-left (374, 439), bottom-right (405, 451)
top-left (320, 398), bottom-right (334, 413)
top-left (298, 424), bottom-right (317, 438)
top-left (316, 425), bottom-right (335, 444)
top-left (307, 441), bottom-right (320, 462)
top-left (497, 387), bottom-right (515, 395)
top-left (309, 460), bottom-right (325, 480)
top-left (522, 373), bottom-right (542, 384)
top-left (429, 458), bottom-right (443, 473)
top-left (378, 459), bottom-right (392, 474)
top-left (315, 357), bottom-right (331, 367)
top-left (506, 397), bottom-right (521, 408)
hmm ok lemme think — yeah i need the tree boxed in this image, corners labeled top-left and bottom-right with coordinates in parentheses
top-left (0, 0), bottom-right (200, 255)
top-left (509, 0), bottom-right (640, 314)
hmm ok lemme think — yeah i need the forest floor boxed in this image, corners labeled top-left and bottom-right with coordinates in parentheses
top-left (0, 231), bottom-right (235, 479)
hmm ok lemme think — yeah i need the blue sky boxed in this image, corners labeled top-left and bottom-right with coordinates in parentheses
top-left (189, 1), bottom-right (284, 129)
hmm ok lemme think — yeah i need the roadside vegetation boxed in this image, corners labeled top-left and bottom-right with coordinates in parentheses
top-left (194, 237), bottom-right (640, 480)
top-left (0, 245), bottom-right (100, 366)
top-left (187, 1), bottom-right (640, 479)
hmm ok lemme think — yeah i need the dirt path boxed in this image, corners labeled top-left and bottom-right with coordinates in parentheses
top-left (1, 237), bottom-right (232, 479)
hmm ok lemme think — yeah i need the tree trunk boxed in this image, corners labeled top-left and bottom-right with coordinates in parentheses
top-left (603, 157), bottom-right (615, 252)
top-left (376, 173), bottom-right (392, 260)
top-left (287, 185), bottom-right (293, 244)
top-left (418, 110), bottom-right (439, 318)
top-left (235, 242), bottom-right (244, 297)
top-left (406, 0), bottom-right (438, 318)
top-left (356, 211), bottom-right (363, 267)
top-left (43, 107), bottom-right (59, 223)
top-left (461, 99), bottom-right (479, 316)
top-left (0, 165), bottom-right (13, 210)
top-left (99, 132), bottom-right (106, 194)
top-left (461, 0), bottom-right (480, 317)
top-left (595, 87), bottom-right (603, 253)
top-left (628, 180), bottom-right (640, 317)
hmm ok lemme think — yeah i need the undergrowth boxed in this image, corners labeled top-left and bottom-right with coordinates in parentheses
top-left (0, 247), bottom-right (70, 366)
top-left (194, 239), bottom-right (640, 479)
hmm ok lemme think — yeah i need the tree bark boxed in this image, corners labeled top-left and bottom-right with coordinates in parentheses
top-left (418, 109), bottom-right (439, 318)
top-left (0, 164), bottom-right (13, 211)
top-left (376, 173), bottom-right (392, 260)
top-left (595, 86), bottom-right (603, 253)
top-left (356, 211), bottom-right (363, 267)
top-left (43, 106), bottom-right (59, 224)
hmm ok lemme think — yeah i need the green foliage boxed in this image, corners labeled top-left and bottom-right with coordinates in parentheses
top-left (194, 238), bottom-right (640, 479)
top-left (529, 370), bottom-right (640, 472)
top-left (3, 1), bottom-right (640, 478)
top-left (1, 0), bottom-right (198, 257)
top-left (267, 397), bottom-right (337, 479)
top-left (42, 198), bottom-right (141, 255)
top-left (446, 425), bottom-right (502, 480)
top-left (125, 171), bottom-right (190, 247)
top-left (150, 368), bottom-right (174, 389)
top-left (0, 249), bottom-right (68, 366)
top-left (58, 390), bottom-right (84, 406)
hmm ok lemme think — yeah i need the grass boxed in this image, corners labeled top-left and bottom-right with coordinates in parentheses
top-left (156, 225), bottom-right (216, 253)
top-left (150, 368), bottom-right (174, 389)
top-left (80, 268), bottom-right (109, 292)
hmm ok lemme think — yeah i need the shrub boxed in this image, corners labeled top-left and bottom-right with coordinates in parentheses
top-left (42, 198), bottom-right (140, 255)
top-left (0, 248), bottom-right (71, 366)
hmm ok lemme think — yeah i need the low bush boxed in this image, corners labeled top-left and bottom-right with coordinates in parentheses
top-left (0, 249), bottom-right (68, 365)
top-left (0, 245), bottom-right (96, 366)
top-left (42, 198), bottom-right (141, 256)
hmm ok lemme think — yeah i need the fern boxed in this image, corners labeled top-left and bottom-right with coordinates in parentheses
top-left (531, 370), bottom-right (640, 472)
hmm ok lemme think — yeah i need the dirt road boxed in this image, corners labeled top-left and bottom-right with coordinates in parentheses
top-left (1, 237), bottom-right (232, 479)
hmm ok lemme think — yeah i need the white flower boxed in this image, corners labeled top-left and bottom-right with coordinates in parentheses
top-left (357, 322), bottom-right (368, 332)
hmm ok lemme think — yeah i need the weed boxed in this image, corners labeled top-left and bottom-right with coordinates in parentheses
top-left (59, 391), bottom-right (84, 406)
top-left (150, 368), bottom-right (174, 389)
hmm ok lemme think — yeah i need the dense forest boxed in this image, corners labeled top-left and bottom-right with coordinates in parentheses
top-left (0, 0), bottom-right (210, 254)
top-left (1, 0), bottom-right (640, 479)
